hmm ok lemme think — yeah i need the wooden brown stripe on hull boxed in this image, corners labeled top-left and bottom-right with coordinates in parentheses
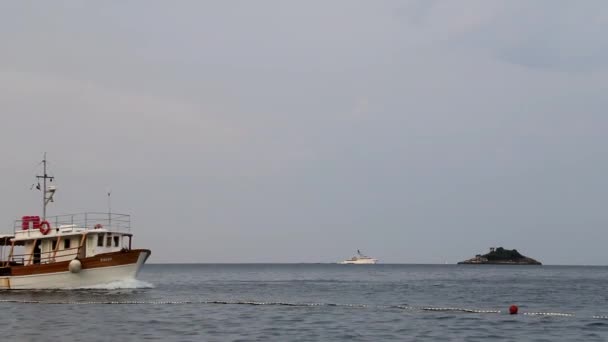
top-left (8, 249), bottom-right (150, 277)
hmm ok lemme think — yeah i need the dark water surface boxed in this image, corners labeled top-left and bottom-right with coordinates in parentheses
top-left (1, 264), bottom-right (608, 341)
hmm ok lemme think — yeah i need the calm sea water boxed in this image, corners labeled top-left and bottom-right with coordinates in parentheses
top-left (1, 264), bottom-right (607, 341)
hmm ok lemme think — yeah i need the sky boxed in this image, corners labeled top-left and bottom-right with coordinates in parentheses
top-left (0, 1), bottom-right (607, 264)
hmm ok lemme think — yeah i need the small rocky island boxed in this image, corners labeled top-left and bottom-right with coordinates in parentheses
top-left (458, 247), bottom-right (542, 265)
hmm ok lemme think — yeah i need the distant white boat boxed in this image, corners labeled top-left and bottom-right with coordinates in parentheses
top-left (339, 250), bottom-right (378, 264)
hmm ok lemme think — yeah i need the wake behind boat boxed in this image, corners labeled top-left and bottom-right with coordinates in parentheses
top-left (339, 250), bottom-right (378, 264)
top-left (0, 155), bottom-right (150, 289)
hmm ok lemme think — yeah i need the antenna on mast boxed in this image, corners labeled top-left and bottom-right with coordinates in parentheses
top-left (108, 189), bottom-right (112, 228)
top-left (36, 153), bottom-right (55, 221)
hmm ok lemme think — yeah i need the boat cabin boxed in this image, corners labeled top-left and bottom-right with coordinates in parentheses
top-left (0, 213), bottom-right (133, 267)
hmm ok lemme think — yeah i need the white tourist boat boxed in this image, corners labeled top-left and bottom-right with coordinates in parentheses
top-left (339, 250), bottom-right (378, 264)
top-left (0, 156), bottom-right (150, 289)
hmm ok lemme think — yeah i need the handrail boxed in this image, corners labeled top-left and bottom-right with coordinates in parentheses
top-left (11, 246), bottom-right (82, 265)
top-left (14, 212), bottom-right (131, 233)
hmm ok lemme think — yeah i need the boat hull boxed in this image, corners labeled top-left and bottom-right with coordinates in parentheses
top-left (0, 249), bottom-right (150, 290)
top-left (339, 259), bottom-right (378, 264)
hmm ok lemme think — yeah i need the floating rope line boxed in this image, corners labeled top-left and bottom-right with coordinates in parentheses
top-left (390, 305), bottom-right (415, 310)
top-left (420, 307), bottom-right (501, 314)
top-left (0, 299), bottom-right (601, 319)
top-left (523, 312), bottom-right (575, 317)
top-left (0, 300), bottom-right (40, 304)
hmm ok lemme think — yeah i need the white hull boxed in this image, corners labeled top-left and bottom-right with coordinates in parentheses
top-left (339, 258), bottom-right (378, 264)
top-left (1, 251), bottom-right (149, 290)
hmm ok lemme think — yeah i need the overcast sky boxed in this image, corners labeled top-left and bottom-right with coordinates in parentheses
top-left (1, 1), bottom-right (607, 264)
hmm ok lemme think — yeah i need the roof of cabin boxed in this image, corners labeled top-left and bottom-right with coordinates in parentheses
top-left (0, 230), bottom-right (132, 245)
top-left (0, 235), bottom-right (18, 246)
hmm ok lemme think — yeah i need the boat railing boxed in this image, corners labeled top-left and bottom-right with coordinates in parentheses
top-left (2, 245), bottom-right (82, 267)
top-left (13, 212), bottom-right (131, 234)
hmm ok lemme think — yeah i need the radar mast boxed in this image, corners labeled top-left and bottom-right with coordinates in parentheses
top-left (36, 153), bottom-right (56, 220)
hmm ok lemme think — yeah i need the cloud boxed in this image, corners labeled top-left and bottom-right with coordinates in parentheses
top-left (0, 69), bottom-right (244, 157)
top-left (390, 1), bottom-right (608, 72)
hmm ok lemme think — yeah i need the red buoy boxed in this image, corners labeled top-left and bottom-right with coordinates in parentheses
top-left (509, 305), bottom-right (518, 315)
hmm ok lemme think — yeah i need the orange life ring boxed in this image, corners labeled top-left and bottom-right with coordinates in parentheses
top-left (39, 221), bottom-right (51, 235)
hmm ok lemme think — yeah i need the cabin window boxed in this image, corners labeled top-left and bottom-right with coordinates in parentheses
top-left (113, 236), bottom-right (120, 247)
top-left (106, 236), bottom-right (112, 247)
top-left (97, 234), bottom-right (104, 247)
top-left (64, 239), bottom-right (71, 249)
top-left (52, 239), bottom-right (57, 250)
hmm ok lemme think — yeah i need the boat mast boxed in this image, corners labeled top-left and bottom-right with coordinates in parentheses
top-left (108, 190), bottom-right (112, 227)
top-left (36, 153), bottom-right (55, 221)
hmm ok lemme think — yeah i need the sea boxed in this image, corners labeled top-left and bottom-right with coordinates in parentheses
top-left (1, 264), bottom-right (607, 341)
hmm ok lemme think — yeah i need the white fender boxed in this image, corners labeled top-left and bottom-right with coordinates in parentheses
top-left (69, 259), bottom-right (82, 273)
